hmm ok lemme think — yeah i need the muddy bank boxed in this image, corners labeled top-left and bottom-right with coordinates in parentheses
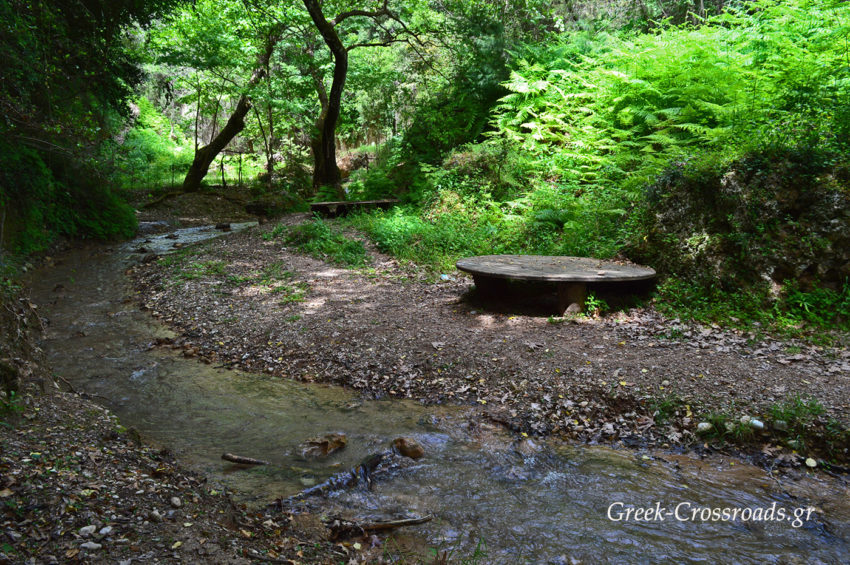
top-left (127, 217), bottom-right (850, 465)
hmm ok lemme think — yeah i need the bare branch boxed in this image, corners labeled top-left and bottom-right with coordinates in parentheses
top-left (346, 38), bottom-right (406, 51)
top-left (332, 0), bottom-right (390, 26)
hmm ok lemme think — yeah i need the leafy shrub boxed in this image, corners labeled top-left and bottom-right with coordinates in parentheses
top-left (0, 140), bottom-right (137, 255)
top-left (275, 218), bottom-right (368, 267)
top-left (111, 96), bottom-right (194, 190)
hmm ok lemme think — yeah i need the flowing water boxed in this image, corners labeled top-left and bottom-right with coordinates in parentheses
top-left (28, 225), bottom-right (850, 564)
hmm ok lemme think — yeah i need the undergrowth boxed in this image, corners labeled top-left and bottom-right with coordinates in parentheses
top-left (655, 278), bottom-right (850, 343)
top-left (266, 217), bottom-right (368, 267)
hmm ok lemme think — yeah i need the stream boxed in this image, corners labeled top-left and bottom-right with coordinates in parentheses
top-left (29, 224), bottom-right (850, 564)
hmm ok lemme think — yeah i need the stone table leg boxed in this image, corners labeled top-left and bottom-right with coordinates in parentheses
top-left (557, 282), bottom-right (587, 314)
top-left (473, 275), bottom-right (510, 299)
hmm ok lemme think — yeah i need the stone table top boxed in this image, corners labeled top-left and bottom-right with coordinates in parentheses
top-left (455, 255), bottom-right (656, 283)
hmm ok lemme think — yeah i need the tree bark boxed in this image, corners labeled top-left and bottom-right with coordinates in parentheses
top-left (182, 30), bottom-right (281, 192)
top-left (303, 0), bottom-right (349, 197)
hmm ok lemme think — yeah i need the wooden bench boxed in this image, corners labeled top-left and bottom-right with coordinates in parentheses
top-left (456, 255), bottom-right (656, 314)
top-left (309, 198), bottom-right (399, 218)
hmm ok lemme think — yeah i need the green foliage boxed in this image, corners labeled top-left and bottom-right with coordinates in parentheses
top-left (783, 282), bottom-right (850, 328)
top-left (649, 392), bottom-right (683, 424)
top-left (770, 395), bottom-right (826, 433)
top-left (637, 144), bottom-right (850, 337)
top-left (493, 1), bottom-right (850, 187)
top-left (0, 0), bottom-right (176, 256)
top-left (177, 260), bottom-right (228, 281)
top-left (110, 97), bottom-right (194, 190)
top-left (0, 390), bottom-right (24, 419)
top-left (350, 206), bottom-right (502, 272)
top-left (0, 140), bottom-right (137, 255)
top-left (583, 292), bottom-right (609, 317)
top-left (268, 218), bottom-right (368, 267)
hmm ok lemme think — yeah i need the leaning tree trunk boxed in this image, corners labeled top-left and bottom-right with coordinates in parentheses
top-left (182, 96), bottom-right (252, 192)
top-left (303, 0), bottom-right (349, 198)
top-left (182, 30), bottom-right (280, 192)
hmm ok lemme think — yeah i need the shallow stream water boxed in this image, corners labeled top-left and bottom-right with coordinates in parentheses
top-left (28, 225), bottom-right (850, 564)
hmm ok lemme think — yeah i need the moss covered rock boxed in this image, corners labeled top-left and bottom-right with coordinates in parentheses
top-left (630, 148), bottom-right (850, 293)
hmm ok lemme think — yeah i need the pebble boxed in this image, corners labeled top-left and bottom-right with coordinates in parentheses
top-left (80, 542), bottom-right (102, 550)
top-left (696, 422), bottom-right (712, 433)
top-left (79, 525), bottom-right (97, 537)
top-left (99, 526), bottom-right (113, 536)
top-left (749, 418), bottom-right (764, 430)
top-left (805, 457), bottom-right (818, 468)
top-left (170, 496), bottom-right (183, 508)
top-left (149, 510), bottom-right (163, 523)
top-left (773, 419), bottom-right (788, 432)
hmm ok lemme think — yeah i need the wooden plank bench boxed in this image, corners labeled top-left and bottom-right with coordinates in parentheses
top-left (456, 254), bottom-right (656, 314)
top-left (309, 198), bottom-right (399, 218)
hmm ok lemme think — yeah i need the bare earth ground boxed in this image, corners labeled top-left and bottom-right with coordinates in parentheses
top-left (129, 209), bottom-right (850, 465)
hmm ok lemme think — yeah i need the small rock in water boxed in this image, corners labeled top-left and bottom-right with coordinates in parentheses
top-left (696, 422), bottom-right (712, 433)
top-left (392, 437), bottom-right (425, 459)
top-left (170, 496), bottom-right (183, 509)
top-left (300, 433), bottom-right (347, 458)
top-left (79, 525), bottom-right (97, 537)
top-left (80, 542), bottom-right (102, 551)
top-left (514, 438), bottom-right (542, 456)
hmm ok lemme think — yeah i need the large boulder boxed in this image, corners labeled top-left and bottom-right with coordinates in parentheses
top-left (630, 148), bottom-right (850, 292)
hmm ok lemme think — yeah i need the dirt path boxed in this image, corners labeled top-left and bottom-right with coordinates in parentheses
top-left (129, 214), bottom-right (850, 464)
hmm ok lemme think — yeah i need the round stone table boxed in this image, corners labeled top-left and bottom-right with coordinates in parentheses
top-left (456, 255), bottom-right (656, 314)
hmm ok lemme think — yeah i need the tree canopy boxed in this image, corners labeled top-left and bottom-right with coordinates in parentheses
top-left (2, 0), bottom-right (849, 332)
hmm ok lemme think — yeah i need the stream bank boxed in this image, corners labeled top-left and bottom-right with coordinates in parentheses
top-left (6, 202), bottom-right (850, 563)
top-left (129, 212), bottom-right (850, 467)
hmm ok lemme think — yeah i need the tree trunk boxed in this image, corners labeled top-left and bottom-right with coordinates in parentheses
top-left (182, 96), bottom-right (251, 191)
top-left (182, 30), bottom-right (280, 192)
top-left (303, 0), bottom-right (349, 198)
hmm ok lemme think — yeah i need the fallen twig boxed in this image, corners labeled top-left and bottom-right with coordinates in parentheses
top-left (222, 452), bottom-right (270, 466)
top-left (360, 515), bottom-right (433, 533)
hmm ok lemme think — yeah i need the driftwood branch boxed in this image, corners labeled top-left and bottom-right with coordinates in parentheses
top-left (222, 452), bottom-right (270, 466)
top-left (361, 515), bottom-right (433, 533)
top-left (327, 514), bottom-right (433, 540)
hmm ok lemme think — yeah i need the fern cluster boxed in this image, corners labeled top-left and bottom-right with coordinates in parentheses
top-left (493, 0), bottom-right (850, 188)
